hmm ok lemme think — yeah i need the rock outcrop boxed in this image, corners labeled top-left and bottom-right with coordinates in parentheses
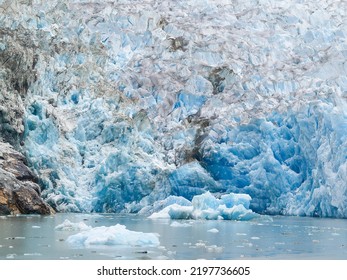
top-left (0, 142), bottom-right (54, 215)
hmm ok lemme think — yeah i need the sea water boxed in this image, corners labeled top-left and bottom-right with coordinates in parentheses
top-left (0, 214), bottom-right (346, 260)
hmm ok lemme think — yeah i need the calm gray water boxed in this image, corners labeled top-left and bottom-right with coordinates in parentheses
top-left (0, 213), bottom-right (346, 260)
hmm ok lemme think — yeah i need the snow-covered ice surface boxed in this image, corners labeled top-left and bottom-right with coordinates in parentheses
top-left (1, 0), bottom-right (346, 217)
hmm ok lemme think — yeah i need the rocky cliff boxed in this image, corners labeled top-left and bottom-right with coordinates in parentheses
top-left (0, 8), bottom-right (53, 215)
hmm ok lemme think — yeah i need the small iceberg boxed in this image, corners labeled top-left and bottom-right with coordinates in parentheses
top-left (55, 219), bottom-right (92, 231)
top-left (66, 224), bottom-right (160, 247)
top-left (149, 192), bottom-right (271, 221)
top-left (207, 228), bottom-right (219, 233)
top-left (170, 221), bottom-right (192, 227)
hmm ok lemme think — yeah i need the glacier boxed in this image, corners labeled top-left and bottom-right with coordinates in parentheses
top-left (0, 0), bottom-right (346, 217)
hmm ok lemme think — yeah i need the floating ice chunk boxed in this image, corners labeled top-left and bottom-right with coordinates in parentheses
top-left (192, 192), bottom-right (220, 211)
top-left (140, 196), bottom-right (192, 215)
top-left (148, 204), bottom-right (193, 219)
top-left (169, 205), bottom-right (194, 219)
top-left (195, 241), bottom-right (206, 248)
top-left (55, 219), bottom-right (91, 231)
top-left (192, 208), bottom-right (221, 220)
top-left (23, 253), bottom-right (42, 256)
top-left (218, 204), bottom-right (260, 221)
top-left (148, 206), bottom-right (171, 219)
top-left (220, 193), bottom-right (252, 209)
top-left (66, 224), bottom-right (160, 247)
top-left (206, 245), bottom-right (223, 253)
top-left (170, 221), bottom-right (192, 227)
top-left (207, 228), bottom-right (219, 233)
top-left (150, 192), bottom-right (267, 221)
top-left (6, 254), bottom-right (16, 259)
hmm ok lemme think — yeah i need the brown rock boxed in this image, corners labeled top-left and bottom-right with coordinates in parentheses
top-left (0, 142), bottom-right (54, 215)
top-left (13, 186), bottom-right (52, 215)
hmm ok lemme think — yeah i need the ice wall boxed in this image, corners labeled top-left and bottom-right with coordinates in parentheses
top-left (1, 0), bottom-right (346, 217)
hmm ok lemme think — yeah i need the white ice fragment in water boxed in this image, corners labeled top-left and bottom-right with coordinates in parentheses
top-left (66, 224), bottom-right (160, 247)
top-left (149, 192), bottom-right (266, 221)
top-left (206, 245), bottom-right (223, 253)
top-left (207, 228), bottom-right (219, 233)
top-left (251, 236), bottom-right (260, 240)
top-left (195, 242), bottom-right (206, 247)
top-left (32, 226), bottom-right (41, 229)
top-left (170, 221), bottom-right (192, 227)
top-left (6, 254), bottom-right (16, 259)
top-left (24, 253), bottom-right (42, 256)
top-left (55, 219), bottom-right (92, 231)
top-left (148, 204), bottom-right (193, 219)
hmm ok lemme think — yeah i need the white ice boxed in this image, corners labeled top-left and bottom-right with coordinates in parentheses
top-left (66, 224), bottom-right (160, 247)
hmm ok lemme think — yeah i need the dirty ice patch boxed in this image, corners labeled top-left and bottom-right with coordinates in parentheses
top-left (66, 224), bottom-right (160, 247)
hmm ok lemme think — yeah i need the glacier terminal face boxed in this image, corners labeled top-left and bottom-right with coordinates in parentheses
top-left (1, 0), bottom-right (346, 217)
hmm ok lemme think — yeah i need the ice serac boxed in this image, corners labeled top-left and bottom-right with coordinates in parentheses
top-left (1, 0), bottom-right (346, 217)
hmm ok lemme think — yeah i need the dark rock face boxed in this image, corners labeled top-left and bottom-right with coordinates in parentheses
top-left (0, 142), bottom-right (54, 215)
